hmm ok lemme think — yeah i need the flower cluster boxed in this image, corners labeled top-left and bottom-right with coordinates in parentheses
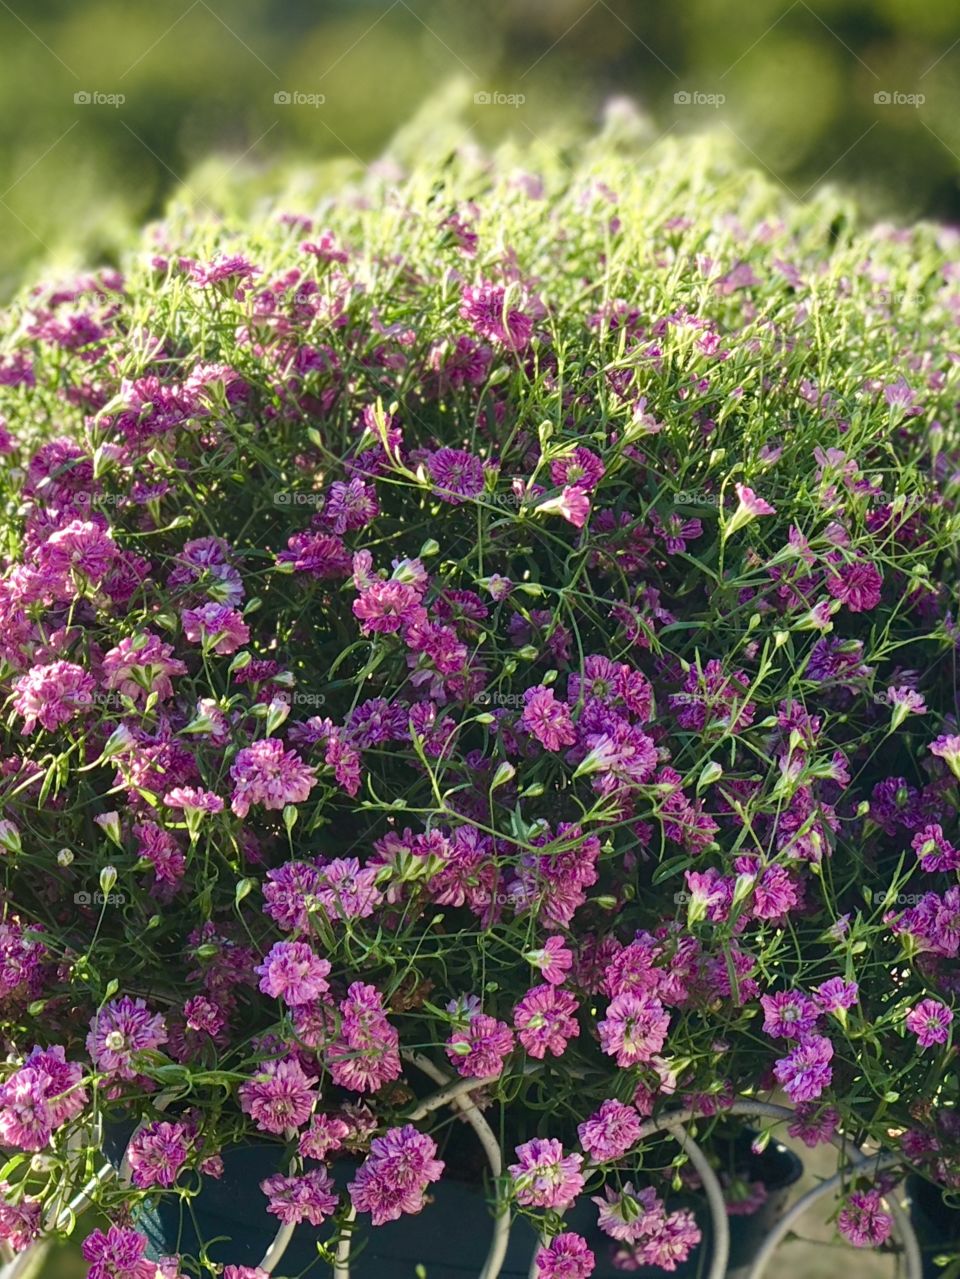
top-left (0, 118), bottom-right (956, 1275)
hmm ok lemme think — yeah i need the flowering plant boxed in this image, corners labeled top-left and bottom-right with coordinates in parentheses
top-left (0, 117), bottom-right (957, 1277)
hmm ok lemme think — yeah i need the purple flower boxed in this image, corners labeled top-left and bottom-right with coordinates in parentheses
top-left (772, 1034), bottom-right (833, 1102)
top-left (426, 448), bottom-right (485, 503)
top-left (826, 560), bottom-right (883, 613)
top-left (814, 979), bottom-right (858, 1016)
top-left (81, 1225), bottom-right (151, 1279)
top-left (255, 941), bottom-right (331, 1007)
top-left (578, 1099), bottom-right (642, 1162)
top-left (182, 602), bottom-right (250, 655)
top-left (239, 1058), bottom-right (317, 1134)
top-left (12, 662), bottom-right (95, 734)
top-left (229, 739), bottom-right (317, 817)
top-left (87, 997), bottom-right (168, 1081)
top-left (535, 1232), bottom-right (595, 1279)
top-left (127, 1120), bottom-right (190, 1188)
top-left (460, 280), bottom-right (533, 348)
top-left (445, 1013), bottom-right (514, 1078)
top-left (550, 448), bottom-right (605, 492)
top-left (348, 1124), bottom-right (444, 1225)
top-left (509, 1138), bottom-right (584, 1210)
top-left (904, 998), bottom-right (953, 1048)
top-left (598, 993), bottom-right (670, 1067)
top-left (760, 990), bottom-right (819, 1039)
top-left (514, 984), bottom-right (580, 1058)
top-left (837, 1189), bottom-right (893, 1247)
top-left (260, 1168), bottom-right (339, 1225)
top-left (521, 685), bottom-right (577, 751)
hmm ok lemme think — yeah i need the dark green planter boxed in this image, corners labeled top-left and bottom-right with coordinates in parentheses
top-left (908, 1175), bottom-right (960, 1279)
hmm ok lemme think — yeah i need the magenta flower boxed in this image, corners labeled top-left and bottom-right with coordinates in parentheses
top-left (929, 734), bottom-right (960, 781)
top-left (348, 1124), bottom-right (444, 1225)
top-left (426, 448), bottom-right (485, 504)
top-left (87, 997), bottom-right (168, 1081)
top-left (550, 447), bottom-right (605, 492)
top-left (255, 941), bottom-right (332, 1007)
top-left (724, 483), bottom-right (775, 537)
top-left (239, 1058), bottom-right (317, 1134)
top-left (837, 1189), bottom-right (893, 1247)
top-left (535, 1232), bottom-right (595, 1279)
top-left (760, 990), bottom-right (819, 1039)
top-left (229, 738), bottom-right (317, 817)
top-left (38, 519), bottom-right (116, 582)
top-left (521, 685), bottom-right (577, 751)
top-left (298, 1113), bottom-right (350, 1161)
top-left (535, 485), bottom-right (591, 529)
top-left (509, 1138), bottom-right (584, 1210)
top-left (597, 993), bottom-right (670, 1067)
top-left (445, 1013), bottom-right (514, 1078)
top-left (904, 998), bottom-right (953, 1048)
top-left (787, 1104), bottom-right (840, 1148)
top-left (126, 1120), bottom-right (190, 1188)
top-left (514, 984), bottom-right (580, 1058)
top-left (260, 1168), bottom-right (339, 1225)
top-left (163, 786), bottom-right (224, 815)
top-left (460, 280), bottom-right (533, 348)
top-left (181, 602), bottom-right (250, 655)
top-left (525, 936), bottom-right (574, 985)
top-left (813, 978), bottom-right (858, 1016)
top-left (102, 633), bottom-right (186, 703)
top-left (912, 824), bottom-right (960, 872)
top-left (326, 982), bottom-right (401, 1093)
top-left (826, 560), bottom-right (883, 613)
top-left (81, 1225), bottom-right (151, 1279)
top-left (12, 662), bottom-right (95, 734)
top-left (577, 1099), bottom-right (642, 1162)
top-left (772, 1034), bottom-right (834, 1102)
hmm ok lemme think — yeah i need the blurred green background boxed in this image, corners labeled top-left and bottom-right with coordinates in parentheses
top-left (0, 0), bottom-right (959, 295)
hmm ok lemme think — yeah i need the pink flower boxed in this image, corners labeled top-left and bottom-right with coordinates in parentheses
top-left (787, 1104), bottom-right (840, 1148)
top-left (298, 1113), bottom-right (350, 1161)
top-left (181, 602), bottom-right (250, 655)
top-left (522, 685), bottom-right (577, 751)
top-left (127, 1121), bottom-right (190, 1188)
top-left (426, 448), bottom-right (485, 504)
top-left (326, 982), bottom-right (401, 1093)
top-left (525, 936), bottom-right (574, 985)
top-left (514, 985), bottom-right (580, 1058)
top-left (734, 483), bottom-right (775, 516)
top-left (239, 1058), bottom-right (317, 1134)
top-left (551, 448), bottom-right (605, 492)
top-left (39, 520), bottom-right (116, 582)
top-left (445, 1013), bottom-right (514, 1078)
top-left (826, 560), bottom-right (883, 613)
top-left (81, 1225), bottom-right (154, 1279)
top-left (904, 998), bottom-right (953, 1048)
top-left (163, 787), bottom-right (224, 815)
top-left (0, 1186), bottom-right (41, 1252)
top-left (255, 941), bottom-right (331, 1007)
top-left (230, 738), bottom-right (317, 817)
top-left (760, 990), bottom-right (819, 1039)
top-left (837, 1189), bottom-right (893, 1247)
top-left (536, 485), bottom-right (591, 528)
top-left (348, 1124), bottom-right (444, 1225)
top-left (578, 1099), bottom-right (642, 1162)
top-left (535, 1232), bottom-right (595, 1279)
top-left (260, 1168), bottom-right (339, 1225)
top-left (102, 633), bottom-right (186, 703)
top-left (598, 993), bottom-right (670, 1067)
top-left (12, 662), bottom-right (95, 734)
top-left (87, 997), bottom-right (168, 1080)
top-left (0, 1048), bottom-right (87, 1152)
top-left (509, 1138), bottom-right (584, 1210)
top-left (460, 280), bottom-right (533, 348)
